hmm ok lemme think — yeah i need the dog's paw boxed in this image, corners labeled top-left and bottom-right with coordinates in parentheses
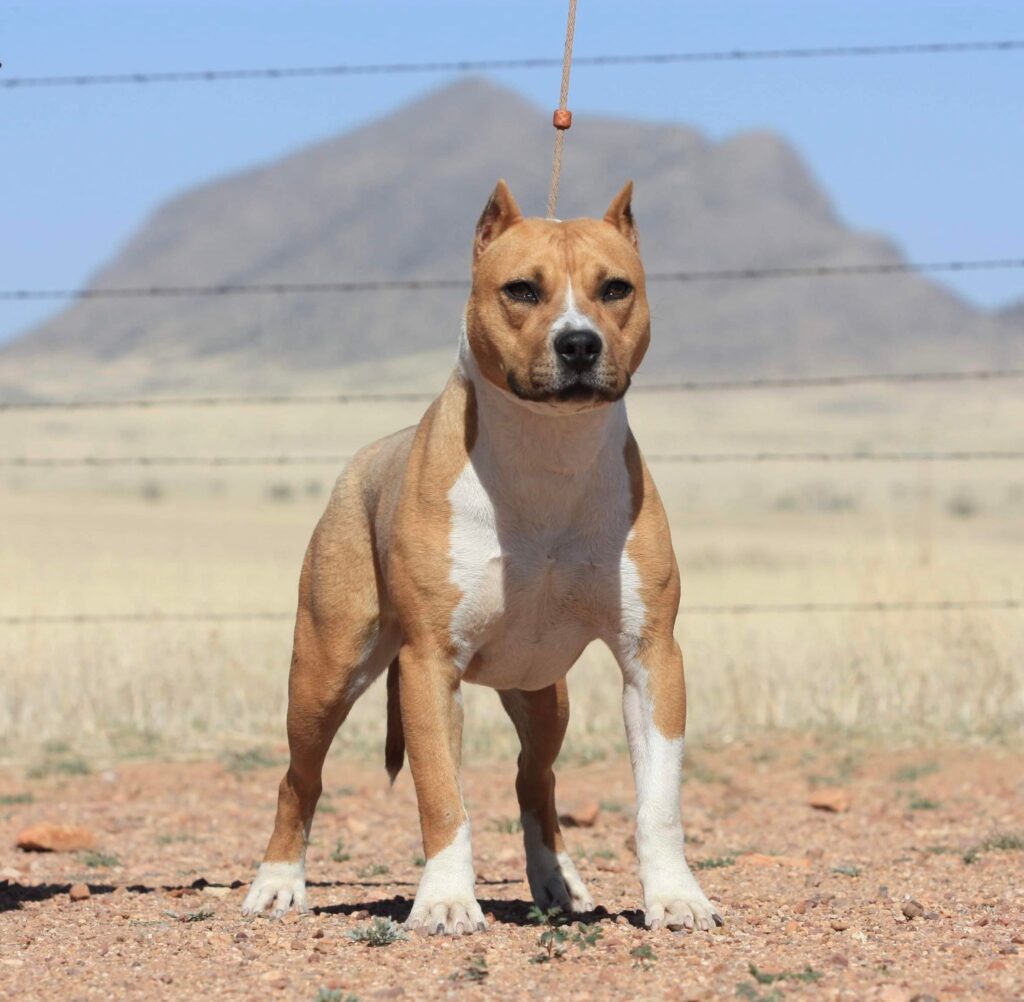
top-left (405, 897), bottom-right (486, 936)
top-left (241, 861), bottom-right (308, 919)
top-left (528, 851), bottom-right (594, 914)
top-left (643, 878), bottom-right (723, 932)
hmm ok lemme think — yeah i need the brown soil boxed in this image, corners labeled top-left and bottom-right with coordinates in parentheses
top-left (2, 742), bottom-right (1022, 1001)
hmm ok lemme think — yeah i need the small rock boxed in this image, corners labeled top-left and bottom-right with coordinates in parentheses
top-left (808, 788), bottom-right (851, 813)
top-left (1012, 933), bottom-right (1024, 945)
top-left (999, 944), bottom-right (1019, 955)
top-left (68, 883), bottom-right (91, 902)
top-left (909, 995), bottom-right (938, 1002)
top-left (829, 953), bottom-right (850, 967)
top-left (830, 920), bottom-right (850, 932)
top-left (16, 823), bottom-right (97, 853)
top-left (559, 802), bottom-right (600, 828)
top-left (202, 885), bottom-right (231, 898)
top-left (351, 909), bottom-right (370, 920)
top-left (624, 834), bottom-right (637, 856)
top-left (902, 900), bottom-right (925, 920)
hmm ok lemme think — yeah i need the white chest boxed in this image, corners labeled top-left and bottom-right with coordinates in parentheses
top-left (446, 456), bottom-right (632, 690)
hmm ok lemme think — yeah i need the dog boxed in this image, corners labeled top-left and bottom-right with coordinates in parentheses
top-left (241, 180), bottom-right (722, 935)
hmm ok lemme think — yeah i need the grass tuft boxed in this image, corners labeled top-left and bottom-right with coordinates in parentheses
top-left (348, 917), bottom-right (406, 947)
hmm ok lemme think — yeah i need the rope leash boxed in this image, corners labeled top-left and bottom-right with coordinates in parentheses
top-left (547, 0), bottom-right (578, 217)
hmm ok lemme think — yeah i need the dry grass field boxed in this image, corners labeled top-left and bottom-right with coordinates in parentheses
top-left (2, 368), bottom-right (1021, 766)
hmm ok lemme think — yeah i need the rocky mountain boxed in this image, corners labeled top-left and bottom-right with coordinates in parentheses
top-left (1, 78), bottom-right (1018, 396)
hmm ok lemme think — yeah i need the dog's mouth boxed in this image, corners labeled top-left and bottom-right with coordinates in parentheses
top-left (506, 371), bottom-right (630, 405)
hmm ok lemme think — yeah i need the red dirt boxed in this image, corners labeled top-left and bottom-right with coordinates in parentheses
top-left (2, 741), bottom-right (1022, 1000)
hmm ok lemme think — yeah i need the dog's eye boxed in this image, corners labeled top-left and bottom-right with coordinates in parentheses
top-left (503, 280), bottom-right (540, 304)
top-left (601, 279), bottom-right (633, 302)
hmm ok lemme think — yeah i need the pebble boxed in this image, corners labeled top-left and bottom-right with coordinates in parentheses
top-left (808, 788), bottom-right (852, 813)
top-left (559, 801), bottom-right (600, 828)
top-left (902, 900), bottom-right (925, 920)
top-left (16, 824), bottom-right (97, 852)
top-left (68, 883), bottom-right (91, 902)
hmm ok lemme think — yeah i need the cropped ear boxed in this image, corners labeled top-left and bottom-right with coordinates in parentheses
top-left (474, 179), bottom-right (523, 262)
top-left (603, 180), bottom-right (639, 249)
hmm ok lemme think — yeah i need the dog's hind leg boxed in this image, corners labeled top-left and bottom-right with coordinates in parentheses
top-left (499, 682), bottom-right (594, 914)
top-left (242, 484), bottom-right (395, 918)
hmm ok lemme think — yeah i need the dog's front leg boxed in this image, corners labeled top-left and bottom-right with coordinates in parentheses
top-left (617, 636), bottom-right (723, 932)
top-left (399, 643), bottom-right (485, 935)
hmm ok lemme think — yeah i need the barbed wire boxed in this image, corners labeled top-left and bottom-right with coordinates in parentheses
top-left (3, 368), bottom-right (1022, 412)
top-left (0, 597), bottom-right (1017, 625)
top-left (4, 257), bottom-right (1024, 302)
top-left (2, 449), bottom-right (1021, 468)
top-left (4, 39), bottom-right (1023, 89)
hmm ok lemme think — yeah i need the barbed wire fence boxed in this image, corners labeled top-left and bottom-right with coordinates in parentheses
top-left (2, 37), bottom-right (1022, 625)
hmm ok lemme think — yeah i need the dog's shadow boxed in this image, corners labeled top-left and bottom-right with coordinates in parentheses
top-left (313, 890), bottom-right (643, 928)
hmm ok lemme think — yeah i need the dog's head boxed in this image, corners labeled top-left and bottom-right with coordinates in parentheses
top-left (464, 180), bottom-right (650, 410)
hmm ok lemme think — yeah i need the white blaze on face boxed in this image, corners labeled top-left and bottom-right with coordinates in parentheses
top-left (551, 280), bottom-right (602, 340)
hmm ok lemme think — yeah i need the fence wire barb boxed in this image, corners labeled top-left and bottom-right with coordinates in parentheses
top-left (2, 449), bottom-right (1022, 468)
top-left (1, 598), bottom-right (1018, 625)
top-left (4, 368), bottom-right (1023, 412)
top-left (4, 39), bottom-right (1023, 89)
top-left (4, 257), bottom-right (1024, 302)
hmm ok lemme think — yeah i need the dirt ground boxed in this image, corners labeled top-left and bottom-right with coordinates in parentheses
top-left (1, 741), bottom-right (1022, 1001)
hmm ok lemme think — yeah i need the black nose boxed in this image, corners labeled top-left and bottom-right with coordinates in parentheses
top-left (554, 329), bottom-right (602, 372)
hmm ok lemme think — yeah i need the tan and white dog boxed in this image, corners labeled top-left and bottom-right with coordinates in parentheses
top-left (241, 180), bottom-right (722, 935)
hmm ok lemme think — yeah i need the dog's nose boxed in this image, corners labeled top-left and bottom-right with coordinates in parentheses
top-left (554, 329), bottom-right (602, 372)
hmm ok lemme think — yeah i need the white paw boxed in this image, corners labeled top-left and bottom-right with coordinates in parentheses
top-left (405, 896), bottom-right (487, 936)
top-left (406, 822), bottom-right (484, 936)
top-left (241, 861), bottom-right (308, 919)
top-left (643, 875), bottom-right (723, 932)
top-left (528, 850), bottom-right (594, 914)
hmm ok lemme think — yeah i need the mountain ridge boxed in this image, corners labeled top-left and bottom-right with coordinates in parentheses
top-left (1, 77), bottom-right (1017, 396)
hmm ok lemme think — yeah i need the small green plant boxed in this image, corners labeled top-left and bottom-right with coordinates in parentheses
top-left (831, 864), bottom-right (861, 877)
top-left (963, 832), bottom-right (1024, 864)
top-left (569, 922), bottom-right (602, 951)
top-left (491, 817), bottom-right (522, 834)
top-left (694, 855), bottom-right (736, 870)
top-left (413, 854), bottom-right (426, 868)
top-left (0, 792), bottom-right (33, 805)
top-left (908, 795), bottom-right (940, 811)
top-left (78, 851), bottom-right (121, 869)
top-left (313, 989), bottom-right (359, 1002)
top-left (27, 743), bottom-right (91, 779)
top-left (736, 984), bottom-right (783, 1002)
top-left (156, 832), bottom-right (193, 845)
top-left (599, 800), bottom-right (625, 813)
top-left (629, 943), bottom-right (657, 970)
top-left (356, 862), bottom-right (389, 879)
top-left (892, 761), bottom-right (939, 783)
top-left (348, 917), bottom-right (406, 947)
top-left (453, 953), bottom-right (489, 982)
top-left (749, 964), bottom-right (823, 985)
top-left (331, 839), bottom-right (351, 863)
top-left (222, 748), bottom-right (276, 774)
top-left (180, 909), bottom-right (215, 923)
top-left (528, 906), bottom-right (568, 963)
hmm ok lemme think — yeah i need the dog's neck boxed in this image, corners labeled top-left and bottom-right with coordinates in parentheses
top-left (457, 330), bottom-right (628, 482)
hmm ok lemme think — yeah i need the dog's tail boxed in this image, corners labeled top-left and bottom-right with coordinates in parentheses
top-left (384, 658), bottom-right (405, 784)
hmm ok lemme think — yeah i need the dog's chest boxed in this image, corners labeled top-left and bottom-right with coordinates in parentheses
top-left (446, 459), bottom-right (629, 690)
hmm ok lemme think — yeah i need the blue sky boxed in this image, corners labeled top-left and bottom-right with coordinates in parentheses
top-left (2, 0), bottom-right (1023, 345)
